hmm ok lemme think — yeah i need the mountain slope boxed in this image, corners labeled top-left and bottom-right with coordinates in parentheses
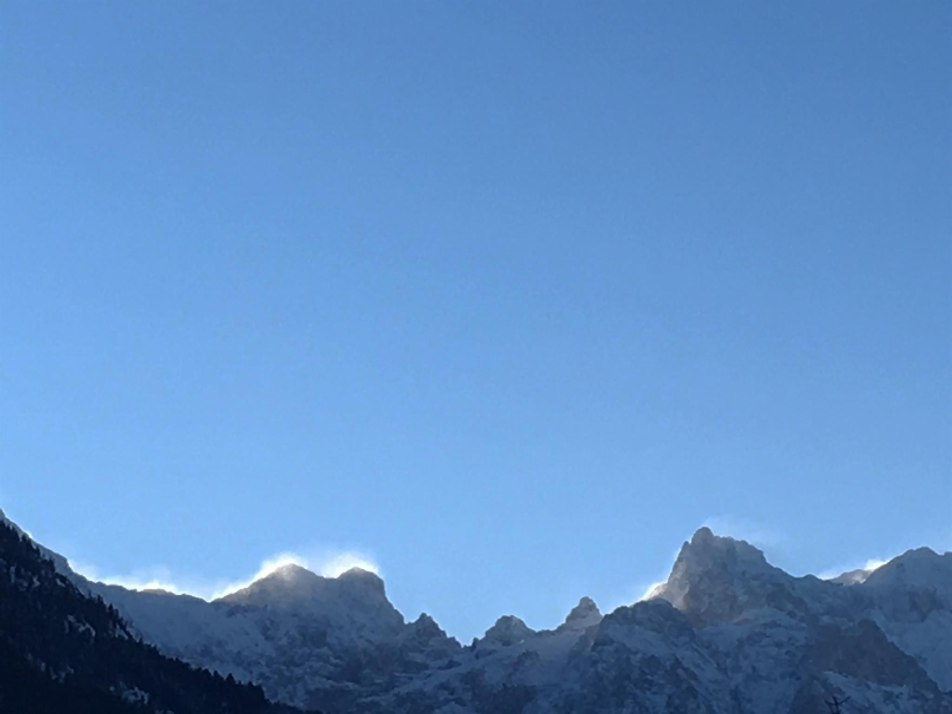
top-left (6, 508), bottom-right (951, 714)
top-left (0, 517), bottom-right (304, 714)
top-left (84, 558), bottom-right (462, 712)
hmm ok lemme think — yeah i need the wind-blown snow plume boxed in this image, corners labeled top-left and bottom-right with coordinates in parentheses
top-left (69, 561), bottom-right (186, 595)
top-left (210, 549), bottom-right (380, 598)
top-left (70, 548), bottom-right (380, 601)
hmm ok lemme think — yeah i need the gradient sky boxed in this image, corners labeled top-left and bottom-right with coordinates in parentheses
top-left (1, 2), bottom-right (950, 641)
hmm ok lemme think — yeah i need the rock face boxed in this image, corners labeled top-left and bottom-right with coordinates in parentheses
top-left (652, 526), bottom-right (792, 623)
top-left (7, 512), bottom-right (952, 714)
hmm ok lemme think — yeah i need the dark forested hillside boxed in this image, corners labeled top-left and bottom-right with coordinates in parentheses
top-left (0, 519), bottom-right (306, 714)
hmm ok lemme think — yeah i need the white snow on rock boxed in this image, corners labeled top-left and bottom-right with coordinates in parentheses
top-left (5, 512), bottom-right (951, 713)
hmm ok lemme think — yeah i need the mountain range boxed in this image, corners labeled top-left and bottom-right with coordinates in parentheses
top-left (2, 508), bottom-right (950, 713)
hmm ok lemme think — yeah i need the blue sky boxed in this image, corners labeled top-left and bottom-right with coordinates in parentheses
top-left (1, 2), bottom-right (949, 640)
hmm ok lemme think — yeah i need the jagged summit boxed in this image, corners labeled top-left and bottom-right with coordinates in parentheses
top-left (218, 563), bottom-right (388, 605)
top-left (216, 562), bottom-right (391, 615)
top-left (567, 596), bottom-right (600, 620)
top-left (405, 612), bottom-right (457, 646)
top-left (409, 612), bottom-right (440, 631)
top-left (481, 614), bottom-right (534, 646)
top-left (649, 527), bottom-right (789, 623)
top-left (560, 596), bottom-right (602, 630)
top-left (659, 528), bottom-right (773, 590)
top-left (683, 527), bottom-right (770, 566)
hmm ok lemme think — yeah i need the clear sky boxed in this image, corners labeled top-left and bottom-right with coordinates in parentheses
top-left (1, 2), bottom-right (950, 641)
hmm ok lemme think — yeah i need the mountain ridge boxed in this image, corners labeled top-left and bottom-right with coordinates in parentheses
top-left (3, 511), bottom-right (950, 713)
top-left (0, 516), bottom-right (305, 714)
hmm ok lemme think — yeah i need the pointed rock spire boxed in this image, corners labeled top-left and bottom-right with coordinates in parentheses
top-left (559, 596), bottom-right (602, 630)
top-left (651, 527), bottom-right (783, 623)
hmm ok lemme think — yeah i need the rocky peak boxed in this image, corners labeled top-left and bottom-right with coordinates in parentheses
top-left (863, 547), bottom-right (952, 593)
top-left (559, 596), bottom-right (602, 630)
top-left (861, 548), bottom-right (952, 622)
top-left (408, 613), bottom-right (443, 637)
top-left (336, 566), bottom-right (388, 599)
top-left (402, 612), bottom-right (461, 656)
top-left (681, 527), bottom-right (770, 570)
top-left (651, 527), bottom-right (788, 623)
top-left (217, 563), bottom-right (396, 620)
top-left (481, 615), bottom-right (535, 647)
top-left (218, 563), bottom-right (323, 607)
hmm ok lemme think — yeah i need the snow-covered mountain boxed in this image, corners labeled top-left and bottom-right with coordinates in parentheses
top-left (0, 511), bottom-right (297, 714)
top-left (4, 508), bottom-right (951, 713)
top-left (82, 562), bottom-right (456, 712)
